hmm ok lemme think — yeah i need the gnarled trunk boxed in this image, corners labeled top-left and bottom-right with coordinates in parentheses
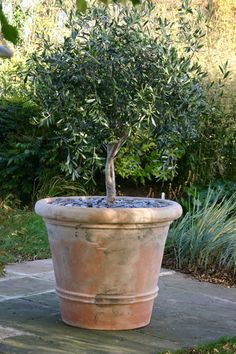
top-left (105, 145), bottom-right (116, 205)
top-left (105, 135), bottom-right (128, 205)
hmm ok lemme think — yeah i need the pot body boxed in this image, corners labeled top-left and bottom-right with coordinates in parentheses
top-left (35, 197), bottom-right (182, 330)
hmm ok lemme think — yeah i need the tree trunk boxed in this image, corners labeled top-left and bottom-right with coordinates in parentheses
top-left (105, 135), bottom-right (128, 205)
top-left (105, 145), bottom-right (116, 205)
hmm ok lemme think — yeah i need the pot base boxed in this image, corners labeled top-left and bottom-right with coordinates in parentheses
top-left (59, 299), bottom-right (154, 330)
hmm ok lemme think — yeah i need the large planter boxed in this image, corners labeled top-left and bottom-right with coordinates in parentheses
top-left (35, 196), bottom-right (182, 330)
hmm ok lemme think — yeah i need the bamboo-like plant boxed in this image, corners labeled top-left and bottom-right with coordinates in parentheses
top-left (28, 2), bottom-right (209, 205)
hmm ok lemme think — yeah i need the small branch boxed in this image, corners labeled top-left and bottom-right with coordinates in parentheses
top-left (107, 133), bottom-right (128, 162)
top-left (0, 45), bottom-right (13, 58)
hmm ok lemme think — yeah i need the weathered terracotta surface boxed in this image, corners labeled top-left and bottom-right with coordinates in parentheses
top-left (35, 197), bottom-right (182, 330)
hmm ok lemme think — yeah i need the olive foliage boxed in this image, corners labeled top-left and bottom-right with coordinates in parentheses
top-left (28, 1), bottom-right (209, 203)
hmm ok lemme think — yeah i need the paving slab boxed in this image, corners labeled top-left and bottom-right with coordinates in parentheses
top-left (0, 326), bottom-right (34, 341)
top-left (5, 259), bottom-right (53, 275)
top-left (0, 277), bottom-right (54, 298)
top-left (0, 260), bottom-right (235, 354)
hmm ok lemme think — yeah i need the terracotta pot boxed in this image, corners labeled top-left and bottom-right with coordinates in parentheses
top-left (35, 196), bottom-right (182, 330)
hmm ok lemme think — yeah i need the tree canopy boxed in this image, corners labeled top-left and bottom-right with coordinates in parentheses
top-left (28, 2), bottom-right (209, 203)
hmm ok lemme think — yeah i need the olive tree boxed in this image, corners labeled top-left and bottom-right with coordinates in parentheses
top-left (28, 2), bottom-right (208, 204)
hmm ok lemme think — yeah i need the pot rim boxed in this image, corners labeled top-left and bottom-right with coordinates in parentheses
top-left (35, 196), bottom-right (182, 224)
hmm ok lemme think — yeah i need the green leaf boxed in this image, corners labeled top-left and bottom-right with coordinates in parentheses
top-left (0, 6), bottom-right (18, 44)
top-left (223, 71), bottom-right (230, 80)
top-left (86, 98), bottom-right (96, 103)
top-left (1, 23), bottom-right (18, 44)
top-left (151, 117), bottom-right (156, 127)
top-left (131, 0), bottom-right (142, 4)
top-left (76, 0), bottom-right (87, 13)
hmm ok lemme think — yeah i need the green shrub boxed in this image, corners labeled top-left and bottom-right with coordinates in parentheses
top-left (180, 180), bottom-right (236, 213)
top-left (0, 96), bottom-right (89, 203)
top-left (176, 89), bottom-right (236, 186)
top-left (0, 97), bottom-right (40, 202)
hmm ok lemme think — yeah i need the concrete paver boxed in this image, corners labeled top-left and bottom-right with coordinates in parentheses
top-left (0, 259), bottom-right (235, 354)
top-left (0, 326), bottom-right (34, 341)
top-left (0, 277), bottom-right (54, 298)
top-left (5, 259), bottom-right (53, 275)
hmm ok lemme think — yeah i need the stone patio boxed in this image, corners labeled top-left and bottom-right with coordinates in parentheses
top-left (0, 259), bottom-right (235, 353)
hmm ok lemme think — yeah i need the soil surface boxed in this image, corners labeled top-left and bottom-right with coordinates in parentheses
top-left (49, 197), bottom-right (171, 209)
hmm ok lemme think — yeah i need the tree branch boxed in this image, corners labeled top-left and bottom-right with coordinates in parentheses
top-left (107, 132), bottom-right (129, 162)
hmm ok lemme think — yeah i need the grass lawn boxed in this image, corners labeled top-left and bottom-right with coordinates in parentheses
top-left (159, 337), bottom-right (236, 354)
top-left (0, 206), bottom-right (50, 275)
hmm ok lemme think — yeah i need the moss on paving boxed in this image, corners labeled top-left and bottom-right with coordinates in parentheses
top-left (159, 337), bottom-right (236, 354)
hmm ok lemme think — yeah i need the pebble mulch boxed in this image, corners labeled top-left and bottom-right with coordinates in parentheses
top-left (49, 197), bottom-right (171, 209)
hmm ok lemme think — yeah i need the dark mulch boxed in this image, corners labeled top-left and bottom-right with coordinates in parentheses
top-left (163, 257), bottom-right (236, 288)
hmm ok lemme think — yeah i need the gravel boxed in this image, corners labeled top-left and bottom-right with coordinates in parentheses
top-left (49, 197), bottom-right (171, 209)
